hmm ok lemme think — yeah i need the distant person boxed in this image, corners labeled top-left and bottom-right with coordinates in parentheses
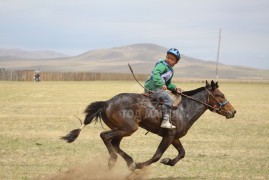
top-left (33, 73), bottom-right (40, 82)
top-left (144, 48), bottom-right (182, 129)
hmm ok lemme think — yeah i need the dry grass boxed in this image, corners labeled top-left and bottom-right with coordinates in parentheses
top-left (0, 81), bottom-right (268, 179)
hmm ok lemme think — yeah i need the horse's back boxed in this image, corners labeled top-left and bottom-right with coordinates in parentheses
top-left (108, 93), bottom-right (146, 104)
top-left (102, 93), bottom-right (149, 131)
top-left (105, 92), bottom-right (154, 118)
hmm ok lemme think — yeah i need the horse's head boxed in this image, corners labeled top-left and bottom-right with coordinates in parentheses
top-left (205, 80), bottom-right (236, 119)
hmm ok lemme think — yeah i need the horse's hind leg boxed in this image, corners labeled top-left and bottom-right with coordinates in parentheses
top-left (111, 137), bottom-right (136, 170)
top-left (100, 129), bottom-right (137, 169)
top-left (100, 130), bottom-right (118, 169)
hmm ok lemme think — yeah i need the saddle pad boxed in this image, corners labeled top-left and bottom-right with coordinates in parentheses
top-left (142, 91), bottom-right (182, 108)
top-left (167, 91), bottom-right (182, 108)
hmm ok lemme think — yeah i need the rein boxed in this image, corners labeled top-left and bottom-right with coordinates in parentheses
top-left (178, 90), bottom-right (216, 110)
top-left (179, 87), bottom-right (229, 113)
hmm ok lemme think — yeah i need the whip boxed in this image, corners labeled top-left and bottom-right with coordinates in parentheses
top-left (128, 63), bottom-right (154, 93)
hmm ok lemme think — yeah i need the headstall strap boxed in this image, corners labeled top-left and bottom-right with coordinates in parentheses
top-left (205, 87), bottom-right (229, 112)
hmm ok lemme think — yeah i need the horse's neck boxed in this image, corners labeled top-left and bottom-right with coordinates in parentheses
top-left (179, 90), bottom-right (208, 127)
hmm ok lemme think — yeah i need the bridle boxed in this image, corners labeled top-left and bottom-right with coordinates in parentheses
top-left (204, 87), bottom-right (229, 113)
top-left (179, 87), bottom-right (229, 113)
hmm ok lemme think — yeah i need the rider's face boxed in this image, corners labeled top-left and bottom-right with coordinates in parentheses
top-left (165, 54), bottom-right (178, 67)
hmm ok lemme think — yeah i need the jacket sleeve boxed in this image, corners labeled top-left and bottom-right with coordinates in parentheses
top-left (152, 63), bottom-right (166, 88)
top-left (167, 79), bottom-right (177, 90)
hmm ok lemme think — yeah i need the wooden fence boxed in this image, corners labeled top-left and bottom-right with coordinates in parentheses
top-left (0, 70), bottom-right (148, 81)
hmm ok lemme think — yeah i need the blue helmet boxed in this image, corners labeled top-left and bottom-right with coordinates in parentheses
top-left (167, 48), bottom-right (180, 61)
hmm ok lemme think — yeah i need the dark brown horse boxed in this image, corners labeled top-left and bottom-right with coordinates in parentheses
top-left (61, 80), bottom-right (236, 170)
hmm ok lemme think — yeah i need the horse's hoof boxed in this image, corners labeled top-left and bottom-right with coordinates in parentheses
top-left (135, 163), bottom-right (144, 169)
top-left (108, 162), bottom-right (114, 170)
top-left (108, 159), bottom-right (117, 170)
top-left (128, 162), bottom-right (136, 171)
top-left (108, 154), bottom-right (117, 169)
top-left (160, 158), bottom-right (170, 165)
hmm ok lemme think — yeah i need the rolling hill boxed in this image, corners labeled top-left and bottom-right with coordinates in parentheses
top-left (0, 43), bottom-right (268, 79)
top-left (0, 48), bottom-right (67, 59)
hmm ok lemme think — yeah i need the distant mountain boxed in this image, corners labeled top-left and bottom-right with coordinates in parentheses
top-left (0, 48), bottom-right (67, 59)
top-left (0, 43), bottom-right (268, 80)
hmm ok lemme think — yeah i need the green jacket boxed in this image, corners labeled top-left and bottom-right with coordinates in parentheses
top-left (144, 59), bottom-right (177, 92)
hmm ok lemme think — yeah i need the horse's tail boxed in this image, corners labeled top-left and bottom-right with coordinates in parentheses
top-left (61, 101), bottom-right (107, 143)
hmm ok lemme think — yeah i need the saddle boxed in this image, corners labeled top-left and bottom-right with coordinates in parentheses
top-left (142, 91), bottom-right (182, 110)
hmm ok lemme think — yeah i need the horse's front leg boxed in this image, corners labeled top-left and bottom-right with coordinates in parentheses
top-left (135, 135), bottom-right (174, 169)
top-left (160, 138), bottom-right (185, 166)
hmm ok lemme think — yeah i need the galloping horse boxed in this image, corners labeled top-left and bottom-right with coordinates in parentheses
top-left (61, 80), bottom-right (236, 170)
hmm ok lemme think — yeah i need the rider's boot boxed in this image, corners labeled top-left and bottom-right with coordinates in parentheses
top-left (161, 105), bottom-right (176, 129)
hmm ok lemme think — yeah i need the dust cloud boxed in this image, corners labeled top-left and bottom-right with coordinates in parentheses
top-left (38, 156), bottom-right (152, 180)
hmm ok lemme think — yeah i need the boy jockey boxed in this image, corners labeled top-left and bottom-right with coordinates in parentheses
top-left (144, 48), bottom-right (181, 129)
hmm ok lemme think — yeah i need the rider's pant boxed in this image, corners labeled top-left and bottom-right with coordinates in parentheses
top-left (154, 89), bottom-right (174, 109)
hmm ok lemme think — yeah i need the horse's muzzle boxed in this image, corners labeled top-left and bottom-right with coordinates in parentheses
top-left (226, 110), bottom-right (236, 119)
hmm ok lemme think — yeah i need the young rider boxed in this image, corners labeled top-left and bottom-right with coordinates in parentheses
top-left (144, 48), bottom-right (181, 129)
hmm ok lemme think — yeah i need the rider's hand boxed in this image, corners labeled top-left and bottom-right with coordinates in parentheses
top-left (175, 87), bottom-right (183, 93)
top-left (162, 85), bottom-right (167, 90)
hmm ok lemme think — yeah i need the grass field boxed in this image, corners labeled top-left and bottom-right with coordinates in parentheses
top-left (0, 81), bottom-right (268, 179)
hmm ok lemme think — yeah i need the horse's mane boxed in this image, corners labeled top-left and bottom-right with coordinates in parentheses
top-left (182, 87), bottom-right (205, 96)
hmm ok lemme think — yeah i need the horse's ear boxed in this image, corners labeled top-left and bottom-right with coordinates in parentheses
top-left (216, 81), bottom-right (219, 88)
top-left (211, 80), bottom-right (215, 88)
top-left (206, 80), bottom-right (210, 87)
top-left (211, 80), bottom-right (215, 87)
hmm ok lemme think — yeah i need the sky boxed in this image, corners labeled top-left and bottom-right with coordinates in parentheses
top-left (0, 0), bottom-right (269, 69)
